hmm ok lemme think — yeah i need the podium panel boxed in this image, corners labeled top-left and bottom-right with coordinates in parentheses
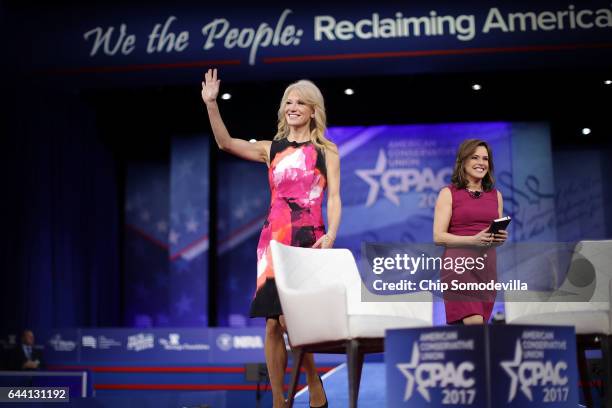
top-left (386, 325), bottom-right (578, 407)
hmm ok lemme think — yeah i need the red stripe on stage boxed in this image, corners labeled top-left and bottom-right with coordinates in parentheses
top-left (125, 224), bottom-right (169, 251)
top-left (219, 214), bottom-right (266, 246)
top-left (95, 384), bottom-right (305, 391)
top-left (262, 42), bottom-right (612, 63)
top-left (48, 365), bottom-right (334, 374)
top-left (169, 234), bottom-right (209, 261)
top-left (124, 223), bottom-right (209, 261)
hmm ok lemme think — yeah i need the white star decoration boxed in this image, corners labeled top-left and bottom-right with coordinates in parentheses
top-left (355, 149), bottom-right (388, 207)
top-left (156, 220), bottom-right (168, 233)
top-left (501, 340), bottom-right (528, 402)
top-left (186, 218), bottom-right (199, 232)
top-left (169, 229), bottom-right (180, 245)
top-left (396, 343), bottom-right (423, 401)
top-left (234, 207), bottom-right (246, 220)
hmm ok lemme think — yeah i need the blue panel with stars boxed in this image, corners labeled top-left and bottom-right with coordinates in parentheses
top-left (327, 123), bottom-right (513, 257)
top-left (327, 122), bottom-right (554, 325)
top-left (123, 135), bottom-right (210, 327)
top-left (216, 158), bottom-right (269, 327)
top-left (386, 325), bottom-right (578, 407)
top-left (489, 325), bottom-right (578, 407)
top-left (169, 136), bottom-right (210, 326)
top-left (386, 326), bottom-right (488, 408)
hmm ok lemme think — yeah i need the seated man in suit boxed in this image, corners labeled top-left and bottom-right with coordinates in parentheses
top-left (12, 329), bottom-right (44, 370)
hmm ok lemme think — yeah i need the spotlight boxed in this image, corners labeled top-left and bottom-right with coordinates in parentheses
top-left (605, 80), bottom-right (612, 85)
top-left (471, 84), bottom-right (482, 91)
top-left (581, 128), bottom-right (591, 135)
top-left (344, 88), bottom-right (355, 96)
top-left (221, 93), bottom-right (232, 100)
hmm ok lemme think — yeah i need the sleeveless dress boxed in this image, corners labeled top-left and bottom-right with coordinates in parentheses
top-left (249, 138), bottom-right (327, 318)
top-left (442, 185), bottom-right (498, 324)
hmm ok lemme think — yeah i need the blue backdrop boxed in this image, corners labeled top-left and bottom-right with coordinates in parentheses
top-left (124, 136), bottom-right (210, 327)
top-left (213, 121), bottom-right (610, 326)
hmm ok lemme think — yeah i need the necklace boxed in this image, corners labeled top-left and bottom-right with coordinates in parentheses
top-left (466, 188), bottom-right (483, 199)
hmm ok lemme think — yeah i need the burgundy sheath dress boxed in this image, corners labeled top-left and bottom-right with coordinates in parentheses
top-left (442, 184), bottom-right (499, 324)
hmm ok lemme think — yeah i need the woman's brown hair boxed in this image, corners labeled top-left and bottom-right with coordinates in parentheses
top-left (451, 139), bottom-right (495, 191)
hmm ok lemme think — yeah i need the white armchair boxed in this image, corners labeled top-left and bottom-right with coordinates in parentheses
top-left (270, 240), bottom-right (433, 408)
top-left (504, 240), bottom-right (612, 407)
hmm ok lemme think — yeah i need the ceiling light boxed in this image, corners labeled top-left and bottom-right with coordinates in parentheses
top-left (344, 88), bottom-right (355, 95)
top-left (581, 128), bottom-right (591, 135)
top-left (221, 93), bottom-right (231, 100)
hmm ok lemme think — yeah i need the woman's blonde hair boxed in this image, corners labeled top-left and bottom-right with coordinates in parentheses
top-left (274, 80), bottom-right (337, 153)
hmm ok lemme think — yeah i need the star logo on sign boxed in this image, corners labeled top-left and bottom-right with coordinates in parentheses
top-left (169, 229), bottom-right (180, 245)
top-left (355, 149), bottom-right (387, 207)
top-left (501, 340), bottom-right (530, 402)
top-left (175, 294), bottom-right (193, 316)
top-left (178, 160), bottom-right (194, 179)
top-left (140, 210), bottom-right (151, 222)
top-left (186, 218), bottom-right (199, 233)
top-left (396, 343), bottom-right (426, 401)
top-left (157, 220), bottom-right (168, 233)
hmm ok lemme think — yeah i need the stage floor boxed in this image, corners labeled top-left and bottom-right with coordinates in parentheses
top-left (294, 362), bottom-right (386, 407)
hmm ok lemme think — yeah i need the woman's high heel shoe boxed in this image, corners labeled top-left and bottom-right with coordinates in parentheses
top-left (310, 375), bottom-right (328, 408)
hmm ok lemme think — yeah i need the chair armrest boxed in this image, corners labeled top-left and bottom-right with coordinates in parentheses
top-left (281, 283), bottom-right (350, 347)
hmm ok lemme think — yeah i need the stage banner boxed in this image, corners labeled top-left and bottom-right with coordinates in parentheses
top-left (386, 325), bottom-right (578, 407)
top-left (386, 326), bottom-right (487, 408)
top-left (489, 325), bottom-right (578, 407)
top-left (78, 328), bottom-right (210, 363)
top-left (215, 122), bottom-right (555, 326)
top-left (124, 162), bottom-right (172, 327)
top-left (328, 122), bottom-right (555, 256)
top-left (122, 135), bottom-right (209, 327)
top-left (10, 1), bottom-right (612, 83)
top-left (216, 158), bottom-right (269, 327)
top-left (38, 329), bottom-right (80, 364)
top-left (169, 136), bottom-right (211, 326)
top-left (208, 327), bottom-right (266, 363)
top-left (553, 150), bottom-right (607, 241)
top-left (35, 327), bottom-right (342, 365)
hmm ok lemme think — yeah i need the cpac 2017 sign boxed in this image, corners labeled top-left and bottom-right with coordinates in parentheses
top-left (386, 325), bottom-right (578, 407)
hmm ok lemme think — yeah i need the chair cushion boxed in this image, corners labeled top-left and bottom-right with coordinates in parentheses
top-left (508, 310), bottom-right (610, 335)
top-left (347, 315), bottom-right (431, 338)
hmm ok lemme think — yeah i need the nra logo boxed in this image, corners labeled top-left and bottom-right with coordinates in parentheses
top-left (216, 334), bottom-right (264, 351)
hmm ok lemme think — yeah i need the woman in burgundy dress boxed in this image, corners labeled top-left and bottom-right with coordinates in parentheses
top-left (433, 139), bottom-right (508, 325)
top-left (202, 69), bottom-right (340, 408)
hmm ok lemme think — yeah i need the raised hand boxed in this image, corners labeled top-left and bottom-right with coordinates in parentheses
top-left (201, 68), bottom-right (220, 105)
